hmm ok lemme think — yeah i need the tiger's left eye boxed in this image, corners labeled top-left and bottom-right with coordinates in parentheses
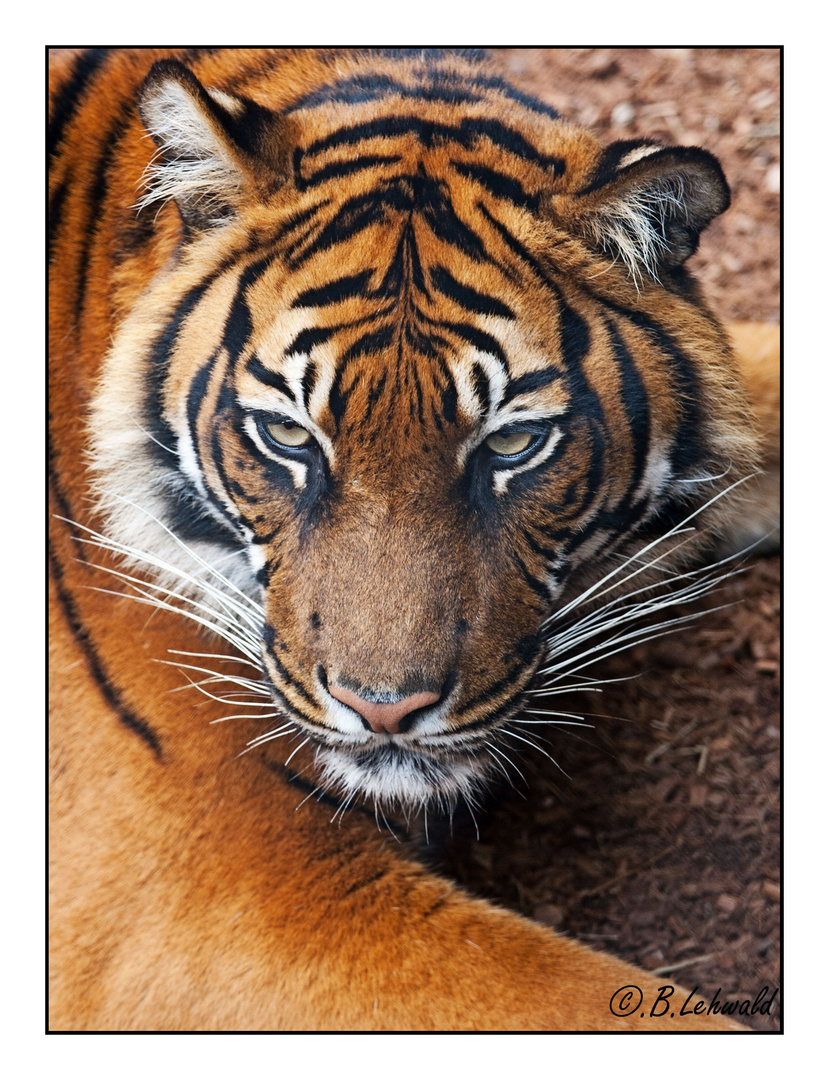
top-left (485, 430), bottom-right (534, 456)
top-left (263, 419), bottom-right (312, 449)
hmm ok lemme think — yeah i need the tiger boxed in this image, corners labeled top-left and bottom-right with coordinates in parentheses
top-left (49, 47), bottom-right (779, 1031)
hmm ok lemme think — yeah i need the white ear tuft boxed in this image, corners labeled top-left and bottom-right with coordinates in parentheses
top-left (567, 142), bottom-right (730, 284)
top-left (137, 61), bottom-right (246, 227)
top-left (136, 60), bottom-right (289, 229)
top-left (585, 172), bottom-right (690, 282)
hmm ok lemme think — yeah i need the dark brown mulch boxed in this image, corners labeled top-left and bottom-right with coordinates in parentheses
top-left (434, 50), bottom-right (780, 1032)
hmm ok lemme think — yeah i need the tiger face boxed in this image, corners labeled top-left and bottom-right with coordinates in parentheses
top-left (90, 52), bottom-right (758, 809)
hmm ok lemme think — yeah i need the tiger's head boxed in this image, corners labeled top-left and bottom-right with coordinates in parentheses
top-left (89, 53), bottom-right (758, 810)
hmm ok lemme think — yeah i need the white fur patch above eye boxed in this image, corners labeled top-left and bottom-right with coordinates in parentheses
top-left (635, 438), bottom-right (673, 503)
top-left (451, 351), bottom-right (509, 424)
top-left (246, 540), bottom-right (267, 573)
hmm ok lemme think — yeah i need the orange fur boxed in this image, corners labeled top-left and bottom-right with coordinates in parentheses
top-left (49, 48), bottom-right (777, 1031)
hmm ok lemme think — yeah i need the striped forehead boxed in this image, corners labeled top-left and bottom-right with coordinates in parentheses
top-left (232, 266), bottom-right (566, 429)
top-left (236, 310), bottom-right (566, 438)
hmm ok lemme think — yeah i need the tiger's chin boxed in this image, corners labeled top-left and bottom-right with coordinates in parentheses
top-left (312, 739), bottom-right (496, 813)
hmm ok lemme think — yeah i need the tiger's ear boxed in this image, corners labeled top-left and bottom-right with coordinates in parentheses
top-left (137, 60), bottom-right (289, 229)
top-left (559, 141), bottom-right (730, 281)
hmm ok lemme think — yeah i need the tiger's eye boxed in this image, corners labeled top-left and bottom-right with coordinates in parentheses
top-left (265, 420), bottom-right (312, 448)
top-left (485, 430), bottom-right (534, 456)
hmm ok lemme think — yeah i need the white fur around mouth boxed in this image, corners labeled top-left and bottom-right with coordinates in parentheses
top-left (313, 740), bottom-right (494, 811)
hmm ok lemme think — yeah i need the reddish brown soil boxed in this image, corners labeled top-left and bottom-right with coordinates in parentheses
top-left (435, 49), bottom-right (780, 1032)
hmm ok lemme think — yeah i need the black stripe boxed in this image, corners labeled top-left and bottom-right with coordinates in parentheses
top-left (462, 72), bottom-right (560, 121)
top-left (284, 56), bottom-right (558, 121)
top-left (48, 175), bottom-right (69, 259)
top-left (286, 70), bottom-right (487, 112)
top-left (163, 481), bottom-right (242, 547)
top-left (273, 198), bottom-right (331, 244)
top-left (599, 303), bottom-right (706, 476)
top-left (450, 160), bottom-right (541, 211)
top-left (338, 322), bottom-right (397, 367)
top-left (301, 360), bottom-right (318, 407)
top-left (458, 648), bottom-right (541, 719)
top-left (49, 540), bottom-right (163, 759)
top-left (501, 368), bottom-right (561, 405)
top-left (211, 423), bottom-right (260, 533)
top-left (247, 354), bottom-right (292, 397)
top-left (222, 256), bottom-right (275, 361)
top-left (339, 870), bottom-right (390, 897)
top-left (295, 153), bottom-right (402, 189)
top-left (521, 526), bottom-right (560, 563)
top-left (476, 201), bottom-right (551, 286)
top-left (441, 378), bottom-right (458, 424)
top-left (48, 48), bottom-right (111, 161)
top-left (285, 323), bottom-right (343, 357)
top-left (513, 551), bottom-right (554, 606)
top-left (69, 98), bottom-right (135, 327)
top-left (429, 265), bottom-right (514, 320)
top-left (329, 324), bottom-right (398, 426)
top-left (299, 115), bottom-right (560, 170)
top-left (557, 300), bottom-right (607, 439)
top-left (262, 624), bottom-right (318, 710)
top-left (133, 232), bottom-right (283, 489)
top-left (539, 425), bottom-right (604, 540)
top-left (291, 270), bottom-right (375, 309)
top-left (471, 362), bottom-right (491, 414)
top-left (605, 317), bottom-right (651, 502)
top-left (285, 183), bottom-right (415, 265)
top-left (404, 320), bottom-right (453, 362)
top-left (145, 270), bottom-right (226, 468)
top-left (184, 357), bottom-right (246, 542)
top-left (430, 318), bottom-right (508, 369)
top-left (47, 429), bottom-right (86, 561)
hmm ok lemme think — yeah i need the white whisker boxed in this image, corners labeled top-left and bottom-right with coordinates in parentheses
top-left (517, 712), bottom-right (592, 726)
top-left (294, 785), bottom-right (325, 812)
top-left (214, 712), bottom-right (280, 724)
top-left (243, 725), bottom-right (299, 751)
top-left (165, 648), bottom-right (263, 671)
top-left (283, 736), bottom-right (312, 768)
top-left (484, 741), bottom-right (527, 786)
top-left (483, 747), bottom-right (514, 784)
top-left (546, 475), bottom-right (756, 626)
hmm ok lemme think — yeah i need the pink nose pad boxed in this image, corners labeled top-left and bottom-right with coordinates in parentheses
top-left (328, 684), bottom-right (441, 734)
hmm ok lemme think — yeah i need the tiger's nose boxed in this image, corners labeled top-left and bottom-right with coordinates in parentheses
top-left (328, 684), bottom-right (441, 734)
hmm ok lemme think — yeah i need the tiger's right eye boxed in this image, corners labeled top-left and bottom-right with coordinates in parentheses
top-left (262, 419), bottom-right (313, 450)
